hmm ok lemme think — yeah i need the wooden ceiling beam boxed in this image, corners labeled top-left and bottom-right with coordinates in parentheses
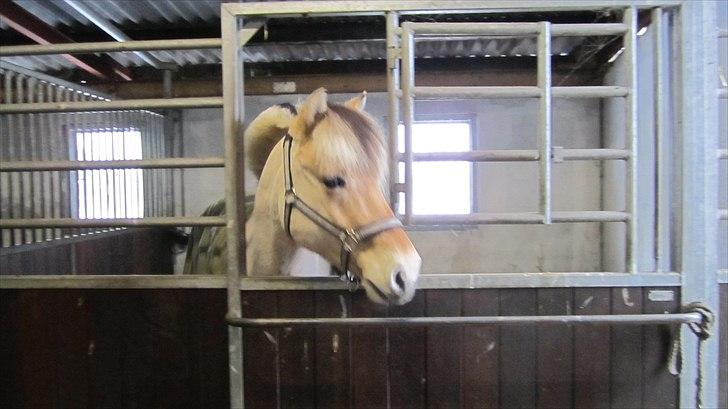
top-left (0, 0), bottom-right (131, 81)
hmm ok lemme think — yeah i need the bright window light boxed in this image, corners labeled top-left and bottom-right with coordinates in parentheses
top-left (398, 121), bottom-right (473, 215)
top-left (74, 128), bottom-right (144, 219)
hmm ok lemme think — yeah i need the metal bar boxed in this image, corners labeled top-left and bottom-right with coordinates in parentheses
top-left (653, 7), bottom-right (669, 272)
top-left (550, 23), bottom-right (628, 36)
top-left (401, 23), bottom-right (415, 223)
top-left (48, 83), bottom-right (62, 238)
top-left (0, 272), bottom-right (683, 290)
top-left (412, 86), bottom-right (628, 99)
top-left (386, 11), bottom-right (400, 208)
top-left (16, 74), bottom-right (31, 243)
top-left (624, 7), bottom-right (639, 273)
top-left (719, 209), bottom-right (727, 220)
top-left (229, 312), bottom-right (703, 328)
top-left (0, 97), bottom-right (223, 114)
top-left (0, 38), bottom-right (222, 56)
top-left (398, 149), bottom-right (629, 162)
top-left (538, 22), bottom-right (552, 224)
top-left (221, 7), bottom-right (244, 409)
top-left (679, 2), bottom-right (721, 406)
top-left (409, 211), bottom-right (629, 225)
top-left (3, 71), bottom-right (19, 245)
top-left (407, 22), bottom-right (540, 35)
top-left (718, 149), bottom-right (727, 160)
top-left (719, 270), bottom-right (728, 284)
top-left (0, 216), bottom-right (225, 228)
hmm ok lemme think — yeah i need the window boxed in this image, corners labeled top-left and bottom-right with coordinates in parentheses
top-left (74, 128), bottom-right (144, 219)
top-left (398, 121), bottom-right (473, 215)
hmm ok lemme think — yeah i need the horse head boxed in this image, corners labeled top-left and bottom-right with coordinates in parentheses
top-left (280, 88), bottom-right (421, 305)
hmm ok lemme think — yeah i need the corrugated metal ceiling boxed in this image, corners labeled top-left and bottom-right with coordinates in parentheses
top-left (1, 0), bottom-right (590, 73)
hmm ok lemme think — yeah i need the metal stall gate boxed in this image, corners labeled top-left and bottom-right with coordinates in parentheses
top-left (219, 2), bottom-right (721, 408)
top-left (0, 1), bottom-right (722, 408)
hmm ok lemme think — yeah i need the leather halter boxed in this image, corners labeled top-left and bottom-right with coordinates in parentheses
top-left (282, 133), bottom-right (403, 289)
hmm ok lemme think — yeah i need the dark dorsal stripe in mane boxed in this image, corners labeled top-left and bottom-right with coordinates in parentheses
top-left (326, 103), bottom-right (383, 169)
top-left (276, 102), bottom-right (297, 115)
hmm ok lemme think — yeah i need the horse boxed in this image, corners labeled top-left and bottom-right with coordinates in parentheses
top-left (184, 88), bottom-right (421, 305)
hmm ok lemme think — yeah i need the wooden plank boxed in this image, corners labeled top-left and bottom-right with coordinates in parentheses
top-left (389, 291), bottom-right (426, 409)
top-left (462, 289), bottom-right (499, 409)
top-left (242, 291), bottom-right (280, 409)
top-left (499, 289), bottom-right (537, 409)
top-left (189, 289), bottom-right (229, 408)
top-left (641, 287), bottom-right (679, 408)
top-left (55, 290), bottom-right (92, 409)
top-left (610, 287), bottom-right (644, 408)
top-left (315, 291), bottom-right (352, 409)
top-left (86, 290), bottom-right (127, 408)
top-left (536, 288), bottom-right (573, 409)
top-left (278, 290), bottom-right (316, 409)
top-left (573, 288), bottom-right (610, 409)
top-left (351, 291), bottom-right (388, 409)
top-left (0, 290), bottom-right (22, 408)
top-left (426, 289), bottom-right (463, 409)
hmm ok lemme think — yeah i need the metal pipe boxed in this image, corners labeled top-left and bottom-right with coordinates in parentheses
top-left (0, 97), bottom-right (223, 114)
top-left (62, 0), bottom-right (164, 69)
top-left (227, 312), bottom-right (703, 328)
top-left (221, 8), bottom-right (244, 409)
top-left (653, 7), bottom-right (668, 272)
top-left (550, 23), bottom-right (628, 36)
top-left (412, 86), bottom-right (628, 99)
top-left (538, 22), bottom-right (552, 224)
top-left (401, 23), bottom-right (415, 223)
top-left (407, 22), bottom-right (541, 35)
top-left (0, 38), bottom-right (222, 56)
top-left (0, 216), bottom-right (225, 229)
top-left (398, 148), bottom-right (629, 162)
top-left (386, 11), bottom-right (400, 208)
top-left (0, 271), bottom-right (683, 290)
top-left (409, 211), bottom-right (629, 225)
top-left (624, 7), bottom-right (639, 273)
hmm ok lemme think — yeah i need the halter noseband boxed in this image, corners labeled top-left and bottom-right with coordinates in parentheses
top-left (282, 133), bottom-right (403, 289)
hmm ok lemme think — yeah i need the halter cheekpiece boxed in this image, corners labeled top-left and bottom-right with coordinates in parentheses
top-left (282, 133), bottom-right (403, 290)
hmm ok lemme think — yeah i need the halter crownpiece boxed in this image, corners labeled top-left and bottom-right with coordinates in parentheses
top-left (282, 133), bottom-right (403, 289)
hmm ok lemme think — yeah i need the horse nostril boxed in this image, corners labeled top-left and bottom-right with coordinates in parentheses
top-left (393, 270), bottom-right (406, 294)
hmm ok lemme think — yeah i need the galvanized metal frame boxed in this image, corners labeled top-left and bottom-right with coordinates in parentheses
top-left (0, 1), bottom-right (720, 407)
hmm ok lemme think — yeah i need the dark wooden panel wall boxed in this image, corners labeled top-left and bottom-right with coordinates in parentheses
top-left (1, 286), bottom-right (710, 409)
top-left (0, 228), bottom-right (181, 275)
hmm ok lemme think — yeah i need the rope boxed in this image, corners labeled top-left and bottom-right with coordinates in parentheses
top-left (677, 302), bottom-right (716, 409)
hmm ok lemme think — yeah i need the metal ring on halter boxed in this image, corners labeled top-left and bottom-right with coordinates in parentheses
top-left (281, 132), bottom-right (402, 284)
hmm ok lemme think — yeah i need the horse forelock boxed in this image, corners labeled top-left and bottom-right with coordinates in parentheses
top-left (306, 103), bottom-right (386, 179)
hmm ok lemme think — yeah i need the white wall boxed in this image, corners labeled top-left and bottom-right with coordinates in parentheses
top-left (181, 92), bottom-right (603, 275)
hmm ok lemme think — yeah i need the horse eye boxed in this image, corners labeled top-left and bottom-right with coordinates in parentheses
top-left (322, 176), bottom-right (345, 189)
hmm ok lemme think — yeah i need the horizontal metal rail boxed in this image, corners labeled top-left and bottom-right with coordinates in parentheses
top-left (0, 272), bottom-right (683, 290)
top-left (405, 22), bottom-right (628, 36)
top-left (409, 211), bottom-right (629, 224)
top-left (0, 38), bottom-right (222, 56)
top-left (0, 216), bottom-right (225, 229)
top-left (399, 148), bottom-right (630, 162)
top-left (412, 86), bottom-right (629, 99)
top-left (222, 2), bottom-right (682, 17)
top-left (0, 97), bottom-right (223, 113)
top-left (0, 157), bottom-right (225, 172)
top-left (228, 312), bottom-right (702, 328)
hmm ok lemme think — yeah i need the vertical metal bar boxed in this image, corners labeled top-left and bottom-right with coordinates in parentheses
top-left (63, 88), bottom-right (75, 238)
top-left (27, 77), bottom-right (42, 242)
top-left (38, 82), bottom-right (52, 240)
top-left (49, 83), bottom-right (62, 239)
top-left (678, 2), bottom-right (720, 407)
top-left (0, 70), bottom-right (9, 247)
top-left (538, 22), bottom-right (553, 224)
top-left (400, 23), bottom-right (415, 224)
top-left (653, 8), bottom-right (670, 272)
top-left (3, 71), bottom-right (18, 245)
top-left (163, 70), bottom-right (174, 217)
top-left (386, 11), bottom-right (401, 209)
top-left (624, 7), bottom-right (639, 273)
top-left (16, 74), bottom-right (31, 243)
top-left (221, 6), bottom-right (244, 408)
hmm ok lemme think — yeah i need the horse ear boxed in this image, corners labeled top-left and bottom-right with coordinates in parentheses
top-left (290, 87), bottom-right (328, 138)
top-left (344, 91), bottom-right (367, 110)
